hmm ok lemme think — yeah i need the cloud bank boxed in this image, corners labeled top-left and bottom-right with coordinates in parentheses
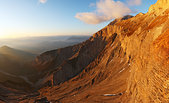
top-left (75, 0), bottom-right (141, 24)
top-left (127, 0), bottom-right (142, 6)
top-left (39, 0), bottom-right (47, 4)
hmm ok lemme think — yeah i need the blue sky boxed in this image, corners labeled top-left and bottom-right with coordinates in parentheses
top-left (0, 0), bottom-right (157, 38)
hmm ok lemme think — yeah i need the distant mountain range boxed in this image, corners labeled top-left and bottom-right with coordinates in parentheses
top-left (0, 35), bottom-right (90, 54)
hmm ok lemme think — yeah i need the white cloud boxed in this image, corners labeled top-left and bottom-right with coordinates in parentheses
top-left (127, 0), bottom-right (142, 6)
top-left (39, 0), bottom-right (47, 4)
top-left (89, 3), bottom-right (95, 7)
top-left (75, 0), bottom-right (132, 24)
top-left (75, 12), bottom-right (106, 24)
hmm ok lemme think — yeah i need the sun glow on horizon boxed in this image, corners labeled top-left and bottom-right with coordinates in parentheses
top-left (0, 31), bottom-right (18, 39)
top-left (0, 32), bottom-right (92, 39)
top-left (0, 32), bottom-right (7, 38)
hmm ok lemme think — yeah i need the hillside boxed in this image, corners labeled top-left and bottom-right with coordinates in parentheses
top-left (0, 45), bottom-right (36, 61)
top-left (0, 46), bottom-right (37, 96)
top-left (0, 0), bottom-right (168, 102)
top-left (0, 46), bottom-right (36, 75)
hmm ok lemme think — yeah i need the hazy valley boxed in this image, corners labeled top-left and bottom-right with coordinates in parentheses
top-left (0, 36), bottom-right (90, 54)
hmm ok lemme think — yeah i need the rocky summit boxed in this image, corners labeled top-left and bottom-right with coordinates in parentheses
top-left (0, 0), bottom-right (168, 103)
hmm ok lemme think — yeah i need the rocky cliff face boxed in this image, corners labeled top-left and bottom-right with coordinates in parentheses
top-left (1, 0), bottom-right (168, 102)
top-left (31, 1), bottom-right (168, 102)
top-left (34, 33), bottom-right (108, 87)
top-left (149, 0), bottom-right (169, 15)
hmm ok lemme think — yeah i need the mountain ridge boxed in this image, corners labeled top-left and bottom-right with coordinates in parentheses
top-left (31, 0), bottom-right (169, 102)
top-left (0, 45), bottom-right (36, 61)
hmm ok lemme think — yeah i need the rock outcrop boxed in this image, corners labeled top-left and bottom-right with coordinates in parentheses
top-left (148, 0), bottom-right (169, 15)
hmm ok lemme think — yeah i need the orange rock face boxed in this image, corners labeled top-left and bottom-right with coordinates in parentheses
top-left (32, 0), bottom-right (168, 102)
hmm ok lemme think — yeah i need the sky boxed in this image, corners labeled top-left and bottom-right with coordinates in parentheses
top-left (0, 0), bottom-right (157, 38)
